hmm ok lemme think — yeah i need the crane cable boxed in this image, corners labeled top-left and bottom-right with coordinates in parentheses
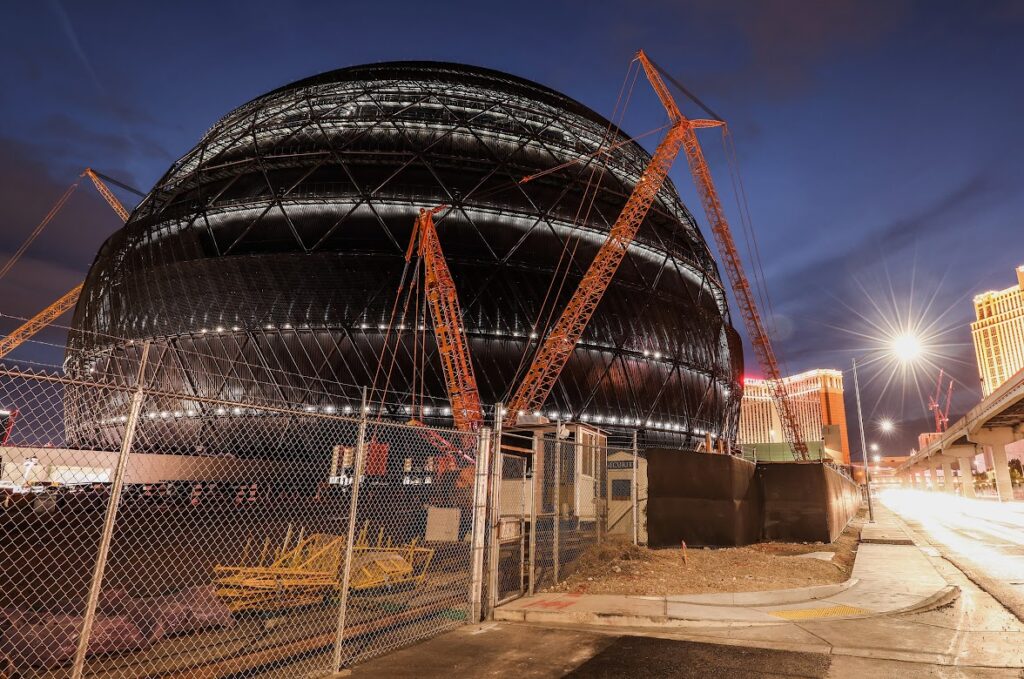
top-left (719, 128), bottom-right (793, 379)
top-left (367, 251), bottom-right (419, 411)
top-left (503, 59), bottom-right (642, 406)
top-left (650, 52), bottom-right (789, 382)
top-left (0, 181), bottom-right (80, 281)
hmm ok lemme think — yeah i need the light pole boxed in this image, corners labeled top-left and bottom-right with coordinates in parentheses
top-left (851, 332), bottom-right (922, 523)
top-left (851, 356), bottom-right (875, 522)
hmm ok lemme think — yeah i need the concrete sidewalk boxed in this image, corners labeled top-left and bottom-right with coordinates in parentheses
top-left (496, 512), bottom-right (954, 628)
top-left (860, 502), bottom-right (915, 544)
top-left (343, 503), bottom-right (1024, 676)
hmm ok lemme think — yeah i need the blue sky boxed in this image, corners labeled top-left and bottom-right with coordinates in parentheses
top-left (2, 0), bottom-right (1022, 456)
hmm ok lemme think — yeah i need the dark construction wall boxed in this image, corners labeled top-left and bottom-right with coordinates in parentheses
top-left (646, 449), bottom-right (761, 547)
top-left (646, 452), bottom-right (861, 547)
top-left (758, 463), bottom-right (860, 543)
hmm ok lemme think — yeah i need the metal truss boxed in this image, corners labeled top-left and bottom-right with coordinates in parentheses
top-left (67, 61), bottom-right (742, 451)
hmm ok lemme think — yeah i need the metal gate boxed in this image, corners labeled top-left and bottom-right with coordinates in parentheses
top-left (489, 443), bottom-right (530, 606)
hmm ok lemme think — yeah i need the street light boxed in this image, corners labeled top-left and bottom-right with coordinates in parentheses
top-left (852, 331), bottom-right (924, 523)
top-left (892, 332), bottom-right (923, 363)
top-left (879, 419), bottom-right (895, 434)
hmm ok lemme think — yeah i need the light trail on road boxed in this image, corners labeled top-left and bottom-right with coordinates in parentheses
top-left (880, 489), bottom-right (1024, 586)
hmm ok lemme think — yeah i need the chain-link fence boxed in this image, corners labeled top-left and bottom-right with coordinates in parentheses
top-left (0, 345), bottom-right (652, 675)
top-left (0, 345), bottom-right (489, 677)
top-left (480, 422), bottom-right (639, 606)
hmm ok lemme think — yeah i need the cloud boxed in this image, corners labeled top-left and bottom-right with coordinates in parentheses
top-left (35, 113), bottom-right (171, 164)
top-left (770, 170), bottom-right (998, 314)
top-left (48, 0), bottom-right (103, 94)
top-left (685, 0), bottom-right (912, 98)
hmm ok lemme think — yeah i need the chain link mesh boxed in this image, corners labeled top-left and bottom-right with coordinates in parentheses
top-left (485, 425), bottom-right (616, 603)
top-left (491, 443), bottom-right (528, 606)
top-left (0, 351), bottom-right (484, 677)
top-left (0, 343), bottom-right (648, 676)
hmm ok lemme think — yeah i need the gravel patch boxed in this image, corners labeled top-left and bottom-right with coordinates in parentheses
top-left (545, 515), bottom-right (863, 596)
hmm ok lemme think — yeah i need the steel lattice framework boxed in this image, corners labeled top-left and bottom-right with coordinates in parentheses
top-left (66, 61), bottom-right (742, 452)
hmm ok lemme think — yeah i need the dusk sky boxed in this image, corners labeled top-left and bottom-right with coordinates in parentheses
top-left (2, 0), bottom-right (1023, 457)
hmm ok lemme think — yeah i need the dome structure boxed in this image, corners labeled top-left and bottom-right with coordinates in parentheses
top-left (66, 61), bottom-right (742, 452)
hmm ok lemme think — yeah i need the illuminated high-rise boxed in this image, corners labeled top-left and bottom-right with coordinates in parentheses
top-left (972, 265), bottom-right (1024, 396)
top-left (738, 369), bottom-right (850, 464)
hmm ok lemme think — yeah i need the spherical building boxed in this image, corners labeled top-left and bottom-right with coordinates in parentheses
top-left (67, 61), bottom-right (742, 452)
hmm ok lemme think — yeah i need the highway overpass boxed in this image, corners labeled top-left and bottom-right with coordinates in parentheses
top-left (898, 366), bottom-right (1024, 501)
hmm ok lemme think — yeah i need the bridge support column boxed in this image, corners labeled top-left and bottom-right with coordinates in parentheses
top-left (945, 445), bottom-right (977, 499)
top-left (959, 460), bottom-right (975, 498)
top-left (941, 459), bottom-right (955, 494)
top-left (969, 427), bottom-right (1018, 502)
top-left (932, 459), bottom-right (944, 491)
top-left (926, 458), bottom-right (940, 491)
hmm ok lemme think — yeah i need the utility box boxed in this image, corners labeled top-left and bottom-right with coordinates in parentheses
top-left (605, 450), bottom-right (647, 543)
top-left (503, 421), bottom-right (607, 522)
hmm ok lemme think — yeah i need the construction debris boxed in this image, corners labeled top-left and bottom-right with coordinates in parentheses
top-left (213, 523), bottom-right (434, 613)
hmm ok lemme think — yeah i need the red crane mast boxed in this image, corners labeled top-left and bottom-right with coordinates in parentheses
top-left (642, 53), bottom-right (810, 460)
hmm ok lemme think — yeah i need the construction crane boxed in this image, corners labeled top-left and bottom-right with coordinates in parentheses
top-left (501, 50), bottom-right (808, 458)
top-left (502, 51), bottom-right (691, 428)
top-left (82, 168), bottom-right (131, 221)
top-left (378, 50), bottom-right (808, 460)
top-left (367, 207), bottom-right (483, 467)
top-left (0, 169), bottom-right (131, 359)
top-left (643, 53), bottom-right (810, 460)
top-left (928, 369), bottom-right (954, 433)
top-left (406, 207), bottom-right (484, 433)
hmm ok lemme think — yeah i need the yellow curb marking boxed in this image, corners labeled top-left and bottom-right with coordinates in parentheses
top-left (769, 604), bottom-right (869, 620)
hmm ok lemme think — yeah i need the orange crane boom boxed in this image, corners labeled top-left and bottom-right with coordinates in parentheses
top-left (641, 53), bottom-right (809, 459)
top-left (0, 284), bottom-right (84, 359)
top-left (83, 168), bottom-right (131, 221)
top-left (409, 208), bottom-right (484, 432)
top-left (503, 51), bottom-right (689, 427)
top-left (0, 169), bottom-right (131, 360)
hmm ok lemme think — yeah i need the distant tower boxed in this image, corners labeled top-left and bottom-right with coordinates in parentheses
top-left (971, 265), bottom-right (1024, 396)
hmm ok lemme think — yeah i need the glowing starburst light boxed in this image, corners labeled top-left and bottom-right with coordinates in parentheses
top-left (892, 332), bottom-right (923, 363)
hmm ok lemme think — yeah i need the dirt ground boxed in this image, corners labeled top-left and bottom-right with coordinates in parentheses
top-left (544, 516), bottom-right (863, 596)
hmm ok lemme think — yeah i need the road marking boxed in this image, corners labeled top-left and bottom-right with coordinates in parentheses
top-left (770, 604), bottom-right (869, 620)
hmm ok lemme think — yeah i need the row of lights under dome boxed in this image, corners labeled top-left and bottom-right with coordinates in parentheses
top-left (512, 409), bottom-right (716, 436)
top-left (96, 404), bottom-right (367, 425)
top-left (95, 405), bottom-right (714, 436)
top-left (198, 323), bottom-right (645, 353)
top-left (192, 324), bottom-right (711, 371)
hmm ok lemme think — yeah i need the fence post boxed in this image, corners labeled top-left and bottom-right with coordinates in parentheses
top-left (485, 403), bottom-right (503, 616)
top-left (553, 419), bottom-right (561, 584)
top-left (331, 389), bottom-right (367, 672)
top-left (469, 426), bottom-right (492, 623)
top-left (631, 431), bottom-right (638, 547)
top-left (527, 430), bottom-right (539, 596)
top-left (72, 341), bottom-right (151, 679)
top-left (597, 442), bottom-right (605, 545)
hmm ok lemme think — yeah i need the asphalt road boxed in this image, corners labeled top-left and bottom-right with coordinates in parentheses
top-left (879, 488), bottom-right (1024, 619)
top-left (338, 491), bottom-right (1024, 678)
